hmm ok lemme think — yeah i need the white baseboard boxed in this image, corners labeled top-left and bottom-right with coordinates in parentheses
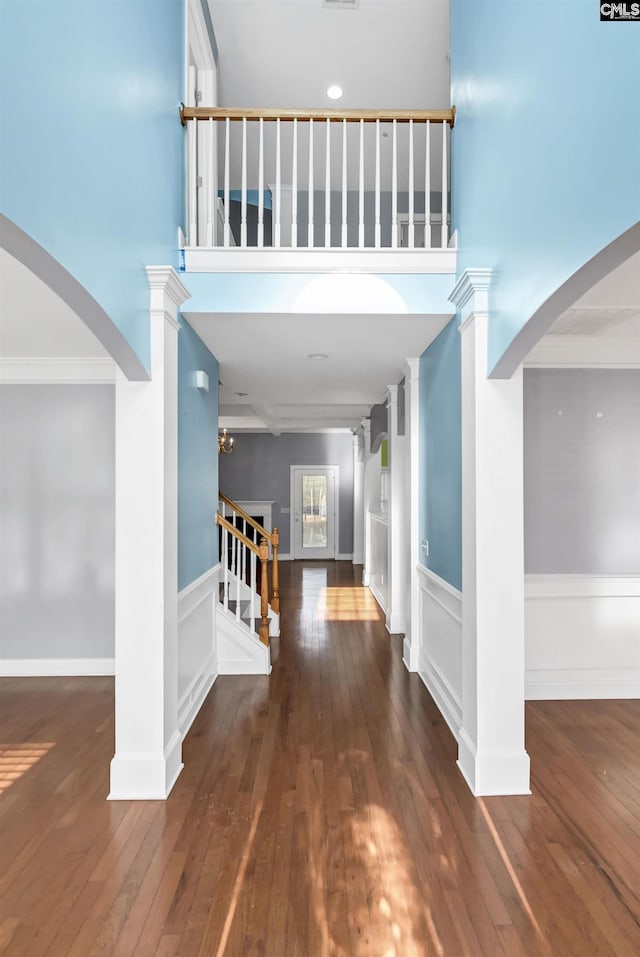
top-left (337, 553), bottom-right (354, 561)
top-left (178, 565), bottom-right (219, 735)
top-left (416, 565), bottom-right (463, 738)
top-left (0, 657), bottom-right (115, 677)
top-left (278, 553), bottom-right (292, 561)
top-left (369, 582), bottom-right (387, 616)
top-left (525, 574), bottom-right (640, 700)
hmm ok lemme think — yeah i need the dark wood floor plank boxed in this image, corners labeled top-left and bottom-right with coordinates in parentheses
top-left (1, 561), bottom-right (639, 956)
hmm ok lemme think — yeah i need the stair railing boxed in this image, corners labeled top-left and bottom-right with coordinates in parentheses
top-left (219, 492), bottom-right (280, 613)
top-left (216, 513), bottom-right (270, 646)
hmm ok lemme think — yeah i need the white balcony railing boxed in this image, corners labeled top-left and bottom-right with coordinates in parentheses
top-left (180, 106), bottom-right (455, 256)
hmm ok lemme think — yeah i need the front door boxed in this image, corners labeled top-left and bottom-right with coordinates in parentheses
top-left (292, 467), bottom-right (337, 560)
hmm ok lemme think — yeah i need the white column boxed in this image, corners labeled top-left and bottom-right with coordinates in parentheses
top-left (452, 269), bottom-right (530, 796)
top-left (385, 384), bottom-right (406, 635)
top-left (352, 431), bottom-right (365, 565)
top-left (109, 266), bottom-right (190, 800)
top-left (402, 358), bottom-right (420, 672)
top-left (361, 417), bottom-right (372, 587)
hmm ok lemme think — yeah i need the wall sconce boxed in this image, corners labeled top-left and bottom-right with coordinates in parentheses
top-left (218, 428), bottom-right (234, 454)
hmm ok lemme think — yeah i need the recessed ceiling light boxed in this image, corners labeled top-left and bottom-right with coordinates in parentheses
top-left (327, 85), bottom-right (343, 100)
top-left (307, 353), bottom-right (329, 360)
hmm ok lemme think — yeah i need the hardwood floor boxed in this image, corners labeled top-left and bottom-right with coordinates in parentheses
top-left (1, 560), bottom-right (639, 956)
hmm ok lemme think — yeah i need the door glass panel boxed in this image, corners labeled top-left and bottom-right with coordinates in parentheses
top-left (302, 475), bottom-right (328, 549)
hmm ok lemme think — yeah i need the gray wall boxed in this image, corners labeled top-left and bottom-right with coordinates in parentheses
top-left (524, 369), bottom-right (640, 574)
top-left (0, 385), bottom-right (115, 659)
top-left (219, 433), bottom-right (354, 556)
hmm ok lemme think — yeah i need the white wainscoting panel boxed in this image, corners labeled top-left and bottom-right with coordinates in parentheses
top-left (368, 511), bottom-right (388, 613)
top-left (525, 575), bottom-right (640, 699)
top-left (417, 565), bottom-right (463, 737)
top-left (177, 564), bottom-right (220, 736)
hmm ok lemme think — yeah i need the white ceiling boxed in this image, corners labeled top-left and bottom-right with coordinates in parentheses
top-left (209, 0), bottom-right (450, 111)
top-left (548, 251), bottom-right (640, 339)
top-left (0, 249), bottom-right (108, 358)
top-left (184, 309), bottom-right (452, 431)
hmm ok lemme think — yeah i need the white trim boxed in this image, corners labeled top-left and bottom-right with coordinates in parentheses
top-left (177, 564), bottom-right (219, 735)
top-left (449, 268), bottom-right (492, 324)
top-left (403, 357), bottom-right (421, 672)
top-left (178, 563), bottom-right (221, 622)
top-left (457, 730), bottom-right (531, 797)
top-left (525, 669), bottom-right (640, 700)
top-left (187, 0), bottom-right (215, 71)
top-left (337, 553), bottom-right (354, 561)
top-left (416, 564), bottom-right (463, 738)
top-left (184, 247), bottom-right (457, 274)
top-left (369, 581), bottom-right (387, 615)
top-left (0, 357), bottom-right (116, 384)
top-left (524, 573), bottom-right (640, 700)
top-left (525, 574), bottom-right (640, 599)
top-left (524, 335), bottom-right (640, 369)
top-left (109, 732), bottom-right (184, 801)
top-left (290, 465), bottom-right (340, 560)
top-left (277, 553), bottom-right (293, 561)
top-left (0, 658), bottom-right (115, 677)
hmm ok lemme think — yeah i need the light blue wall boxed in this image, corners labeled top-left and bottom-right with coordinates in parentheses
top-left (419, 319), bottom-right (462, 590)
top-left (450, 0), bottom-right (640, 373)
top-left (178, 319), bottom-right (220, 591)
top-left (0, 0), bottom-right (185, 372)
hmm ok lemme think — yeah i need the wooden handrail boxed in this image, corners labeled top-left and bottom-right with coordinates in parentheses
top-left (181, 105), bottom-right (456, 128)
top-left (219, 492), bottom-right (272, 544)
top-left (216, 513), bottom-right (261, 557)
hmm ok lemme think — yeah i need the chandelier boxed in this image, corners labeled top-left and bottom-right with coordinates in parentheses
top-left (218, 428), bottom-right (234, 454)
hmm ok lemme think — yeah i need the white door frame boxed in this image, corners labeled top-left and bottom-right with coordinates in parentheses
top-left (290, 465), bottom-right (339, 560)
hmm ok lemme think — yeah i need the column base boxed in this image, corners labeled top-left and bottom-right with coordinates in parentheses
top-left (457, 728), bottom-right (531, 796)
top-left (109, 731), bottom-right (183, 800)
top-left (402, 636), bottom-right (418, 672)
top-left (386, 612), bottom-right (406, 635)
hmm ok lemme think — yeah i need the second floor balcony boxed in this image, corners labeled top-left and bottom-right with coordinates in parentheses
top-left (180, 106), bottom-right (456, 274)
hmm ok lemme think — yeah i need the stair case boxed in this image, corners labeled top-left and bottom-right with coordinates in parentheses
top-left (216, 495), bottom-right (280, 676)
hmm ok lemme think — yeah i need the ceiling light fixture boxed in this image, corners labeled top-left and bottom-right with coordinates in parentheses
top-left (307, 353), bottom-right (329, 360)
top-left (218, 428), bottom-right (234, 454)
top-left (327, 85), bottom-right (343, 100)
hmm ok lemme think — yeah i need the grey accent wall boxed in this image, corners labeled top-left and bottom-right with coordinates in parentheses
top-left (0, 385), bottom-right (115, 659)
top-left (219, 433), bottom-right (354, 555)
top-left (524, 369), bottom-right (640, 574)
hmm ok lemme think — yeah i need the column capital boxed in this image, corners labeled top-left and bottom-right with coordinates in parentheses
top-left (146, 266), bottom-right (191, 328)
top-left (449, 268), bottom-right (492, 327)
top-left (402, 357), bottom-right (420, 382)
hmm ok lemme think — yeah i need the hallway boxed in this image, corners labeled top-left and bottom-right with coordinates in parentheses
top-left (0, 561), bottom-right (639, 956)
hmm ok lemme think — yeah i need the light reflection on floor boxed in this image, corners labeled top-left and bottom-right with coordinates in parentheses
top-left (0, 743), bottom-right (55, 794)
top-left (316, 587), bottom-right (381, 622)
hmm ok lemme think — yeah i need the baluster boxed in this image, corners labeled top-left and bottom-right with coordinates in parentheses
top-left (291, 118), bottom-right (298, 248)
top-left (235, 539), bottom-right (241, 621)
top-left (441, 121), bottom-right (449, 249)
top-left (241, 116), bottom-right (247, 247)
top-left (258, 118), bottom-right (264, 248)
top-left (250, 551), bottom-right (257, 634)
top-left (275, 118), bottom-right (281, 248)
top-left (242, 518), bottom-right (247, 583)
top-left (358, 119), bottom-right (365, 249)
top-left (408, 119), bottom-right (415, 249)
top-left (374, 119), bottom-right (381, 248)
top-left (223, 116), bottom-right (230, 248)
top-left (391, 119), bottom-right (398, 248)
top-left (325, 118), bottom-right (331, 248)
top-left (222, 527), bottom-right (229, 610)
top-left (207, 117), bottom-right (215, 246)
top-left (425, 120), bottom-right (431, 249)
top-left (308, 119), bottom-right (314, 248)
top-left (341, 119), bottom-right (347, 248)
